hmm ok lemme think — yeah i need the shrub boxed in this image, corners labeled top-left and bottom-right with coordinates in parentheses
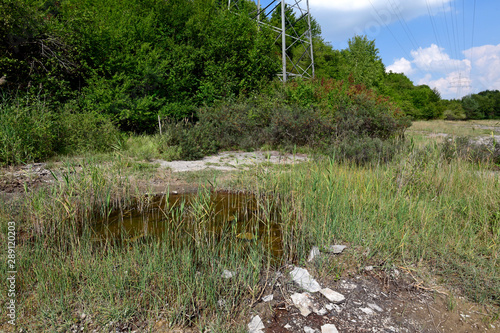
top-left (57, 106), bottom-right (120, 154)
top-left (268, 106), bottom-right (334, 148)
top-left (0, 95), bottom-right (57, 165)
top-left (159, 119), bottom-right (218, 161)
top-left (443, 108), bottom-right (466, 120)
top-left (331, 137), bottom-right (403, 165)
top-left (441, 136), bottom-right (500, 165)
top-left (334, 102), bottom-right (409, 141)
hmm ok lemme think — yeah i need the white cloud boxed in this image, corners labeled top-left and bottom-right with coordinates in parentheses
top-left (464, 44), bottom-right (500, 92)
top-left (408, 44), bottom-right (471, 76)
top-left (386, 57), bottom-right (414, 75)
top-left (418, 72), bottom-right (472, 99)
top-left (310, 0), bottom-right (452, 41)
top-left (386, 43), bottom-right (500, 99)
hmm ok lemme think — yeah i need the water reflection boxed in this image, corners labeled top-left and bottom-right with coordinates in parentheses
top-left (91, 191), bottom-right (283, 259)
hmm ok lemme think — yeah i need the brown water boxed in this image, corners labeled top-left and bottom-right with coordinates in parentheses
top-left (91, 191), bottom-right (284, 258)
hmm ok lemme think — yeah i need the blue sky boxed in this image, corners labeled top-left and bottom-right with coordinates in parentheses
top-left (256, 0), bottom-right (500, 99)
top-left (308, 0), bottom-right (500, 99)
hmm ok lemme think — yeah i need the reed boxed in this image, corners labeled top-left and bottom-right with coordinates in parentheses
top-left (1, 140), bottom-right (499, 331)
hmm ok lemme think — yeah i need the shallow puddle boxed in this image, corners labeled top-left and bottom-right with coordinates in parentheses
top-left (91, 191), bottom-right (284, 258)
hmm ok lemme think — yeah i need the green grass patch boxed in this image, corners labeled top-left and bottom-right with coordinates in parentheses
top-left (1, 139), bottom-right (499, 330)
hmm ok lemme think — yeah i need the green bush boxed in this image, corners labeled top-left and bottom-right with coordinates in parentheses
top-left (57, 105), bottom-right (120, 154)
top-left (155, 86), bottom-right (410, 164)
top-left (268, 106), bottom-right (334, 148)
top-left (195, 99), bottom-right (335, 152)
top-left (334, 99), bottom-right (410, 141)
top-left (0, 95), bottom-right (57, 165)
top-left (159, 119), bottom-right (218, 161)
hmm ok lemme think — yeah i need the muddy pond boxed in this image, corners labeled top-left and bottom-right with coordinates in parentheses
top-left (91, 191), bottom-right (284, 259)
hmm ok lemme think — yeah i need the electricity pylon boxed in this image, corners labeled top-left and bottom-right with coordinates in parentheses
top-left (228, 0), bottom-right (315, 82)
top-left (449, 73), bottom-right (471, 98)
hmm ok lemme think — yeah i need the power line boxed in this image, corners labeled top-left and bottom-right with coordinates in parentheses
top-left (462, 0), bottom-right (466, 60)
top-left (467, 0), bottom-right (477, 93)
top-left (440, 0), bottom-right (456, 72)
top-left (367, 0), bottom-right (412, 61)
top-left (448, 0), bottom-right (461, 65)
top-left (425, 0), bottom-right (454, 74)
top-left (388, 0), bottom-right (420, 51)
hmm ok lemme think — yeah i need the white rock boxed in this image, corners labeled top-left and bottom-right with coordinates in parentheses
top-left (284, 323), bottom-right (292, 330)
top-left (315, 307), bottom-right (328, 316)
top-left (321, 324), bottom-right (339, 333)
top-left (222, 269), bottom-right (234, 279)
top-left (262, 294), bottom-right (274, 302)
top-left (290, 266), bottom-right (322, 292)
top-left (367, 303), bottom-right (383, 312)
top-left (304, 326), bottom-right (316, 333)
top-left (360, 307), bottom-right (375, 315)
top-left (308, 246), bottom-right (321, 262)
top-left (326, 245), bottom-right (346, 254)
top-left (364, 265), bottom-right (374, 272)
top-left (291, 292), bottom-right (316, 317)
top-left (325, 303), bottom-right (335, 311)
top-left (319, 288), bottom-right (345, 303)
top-left (248, 315), bottom-right (265, 333)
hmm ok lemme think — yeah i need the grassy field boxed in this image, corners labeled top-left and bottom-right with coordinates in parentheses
top-left (0, 120), bottom-right (499, 331)
top-left (408, 119), bottom-right (500, 142)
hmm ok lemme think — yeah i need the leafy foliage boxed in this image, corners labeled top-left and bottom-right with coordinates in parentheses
top-left (0, 94), bottom-right (119, 165)
top-left (0, 95), bottom-right (57, 165)
top-left (461, 90), bottom-right (500, 120)
top-left (1, 0), bottom-right (422, 165)
top-left (1, 0), bottom-right (279, 132)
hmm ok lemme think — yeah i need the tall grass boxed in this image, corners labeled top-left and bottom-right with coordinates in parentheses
top-left (1, 141), bottom-right (499, 331)
top-left (239, 143), bottom-right (500, 305)
top-left (0, 160), bottom-right (286, 331)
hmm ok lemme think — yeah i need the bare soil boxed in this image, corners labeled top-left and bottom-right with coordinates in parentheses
top-left (252, 264), bottom-right (497, 333)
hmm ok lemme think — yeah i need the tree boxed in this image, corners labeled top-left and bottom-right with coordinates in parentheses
top-left (462, 95), bottom-right (483, 119)
top-left (312, 37), bottom-right (343, 79)
top-left (341, 35), bottom-right (385, 88)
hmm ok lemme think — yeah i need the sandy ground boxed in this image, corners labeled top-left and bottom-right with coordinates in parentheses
top-left (153, 151), bottom-right (308, 173)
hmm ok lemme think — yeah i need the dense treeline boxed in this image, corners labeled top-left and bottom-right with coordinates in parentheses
top-left (1, 0), bottom-right (278, 129)
top-left (0, 0), bottom-right (497, 165)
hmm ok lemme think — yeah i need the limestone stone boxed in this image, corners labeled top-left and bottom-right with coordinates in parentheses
top-left (222, 269), bottom-right (234, 279)
top-left (319, 288), bottom-right (345, 303)
top-left (247, 315), bottom-right (265, 333)
top-left (321, 324), bottom-right (339, 333)
top-left (327, 245), bottom-right (346, 254)
top-left (290, 266), bottom-right (322, 292)
top-left (304, 326), bottom-right (316, 333)
top-left (360, 307), bottom-right (375, 315)
top-left (367, 302), bottom-right (383, 312)
top-left (291, 292), bottom-right (315, 317)
top-left (307, 246), bottom-right (321, 262)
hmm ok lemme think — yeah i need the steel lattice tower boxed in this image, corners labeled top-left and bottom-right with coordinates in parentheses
top-left (228, 0), bottom-right (315, 82)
